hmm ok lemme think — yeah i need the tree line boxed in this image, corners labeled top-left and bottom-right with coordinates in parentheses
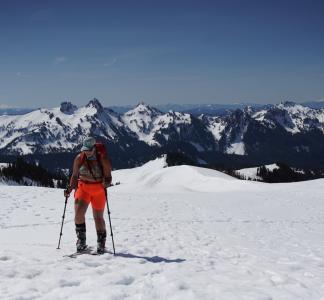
top-left (255, 162), bottom-right (324, 183)
top-left (0, 158), bottom-right (68, 188)
top-left (166, 152), bottom-right (324, 183)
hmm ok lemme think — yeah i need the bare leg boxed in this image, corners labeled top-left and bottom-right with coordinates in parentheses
top-left (92, 208), bottom-right (106, 232)
top-left (75, 199), bottom-right (89, 224)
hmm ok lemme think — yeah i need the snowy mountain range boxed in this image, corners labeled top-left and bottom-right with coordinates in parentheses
top-left (0, 99), bottom-right (323, 169)
top-left (2, 100), bottom-right (324, 116)
top-left (108, 100), bottom-right (324, 115)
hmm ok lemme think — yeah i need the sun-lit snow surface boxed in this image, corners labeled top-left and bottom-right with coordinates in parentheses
top-left (1, 156), bottom-right (324, 299)
top-left (0, 163), bottom-right (8, 169)
top-left (252, 103), bottom-right (324, 134)
top-left (121, 103), bottom-right (193, 147)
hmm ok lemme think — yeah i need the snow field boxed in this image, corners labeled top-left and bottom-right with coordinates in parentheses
top-left (1, 158), bottom-right (324, 299)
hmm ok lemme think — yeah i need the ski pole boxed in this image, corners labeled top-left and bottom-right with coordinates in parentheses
top-left (57, 195), bottom-right (69, 249)
top-left (105, 188), bottom-right (116, 255)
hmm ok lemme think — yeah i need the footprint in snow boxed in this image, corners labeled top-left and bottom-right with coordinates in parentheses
top-left (59, 279), bottom-right (81, 287)
top-left (115, 276), bottom-right (135, 286)
top-left (82, 260), bottom-right (102, 268)
top-left (0, 255), bottom-right (11, 261)
top-left (24, 270), bottom-right (42, 279)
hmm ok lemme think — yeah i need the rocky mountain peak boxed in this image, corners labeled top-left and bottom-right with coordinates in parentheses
top-left (135, 101), bottom-right (152, 110)
top-left (243, 106), bottom-right (254, 115)
top-left (60, 102), bottom-right (78, 114)
top-left (127, 102), bottom-right (161, 117)
top-left (279, 101), bottom-right (297, 108)
top-left (86, 98), bottom-right (104, 112)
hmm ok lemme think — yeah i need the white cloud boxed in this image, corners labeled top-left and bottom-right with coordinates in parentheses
top-left (54, 56), bottom-right (68, 65)
top-left (104, 57), bottom-right (117, 67)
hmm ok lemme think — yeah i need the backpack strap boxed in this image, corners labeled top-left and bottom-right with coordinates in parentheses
top-left (81, 149), bottom-right (103, 181)
top-left (95, 150), bottom-right (104, 177)
top-left (85, 158), bottom-right (99, 180)
top-left (94, 147), bottom-right (112, 185)
top-left (79, 152), bottom-right (86, 166)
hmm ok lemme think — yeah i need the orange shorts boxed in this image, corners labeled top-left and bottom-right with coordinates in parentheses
top-left (74, 181), bottom-right (106, 210)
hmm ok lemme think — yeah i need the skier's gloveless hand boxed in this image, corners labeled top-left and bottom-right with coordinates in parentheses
top-left (102, 176), bottom-right (112, 188)
top-left (64, 187), bottom-right (72, 198)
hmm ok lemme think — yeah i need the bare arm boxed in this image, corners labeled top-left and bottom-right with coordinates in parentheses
top-left (101, 157), bottom-right (112, 186)
top-left (69, 154), bottom-right (81, 190)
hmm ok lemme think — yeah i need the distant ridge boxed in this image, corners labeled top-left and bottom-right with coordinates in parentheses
top-left (0, 99), bottom-right (323, 169)
top-left (0, 108), bottom-right (34, 115)
top-left (109, 101), bottom-right (324, 115)
top-left (1, 100), bottom-right (322, 116)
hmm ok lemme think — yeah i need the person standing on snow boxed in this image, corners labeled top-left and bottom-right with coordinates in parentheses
top-left (64, 137), bottom-right (112, 254)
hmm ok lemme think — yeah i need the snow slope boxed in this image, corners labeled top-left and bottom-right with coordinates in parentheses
top-left (1, 157), bottom-right (324, 299)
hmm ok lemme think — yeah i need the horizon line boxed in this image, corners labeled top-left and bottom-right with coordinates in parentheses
top-left (0, 98), bottom-right (323, 110)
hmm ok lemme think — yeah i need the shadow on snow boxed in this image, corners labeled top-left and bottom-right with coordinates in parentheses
top-left (110, 252), bottom-right (186, 263)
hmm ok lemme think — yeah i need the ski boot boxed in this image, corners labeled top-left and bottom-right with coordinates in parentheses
top-left (76, 223), bottom-right (87, 253)
top-left (97, 230), bottom-right (107, 254)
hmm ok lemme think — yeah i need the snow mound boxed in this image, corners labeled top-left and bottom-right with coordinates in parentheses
top-left (112, 155), bottom-right (168, 182)
top-left (112, 155), bottom-right (247, 192)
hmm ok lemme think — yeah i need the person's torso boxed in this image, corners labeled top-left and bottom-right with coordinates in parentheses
top-left (79, 158), bottom-right (103, 180)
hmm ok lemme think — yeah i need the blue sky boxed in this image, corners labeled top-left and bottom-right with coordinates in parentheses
top-left (0, 0), bottom-right (323, 108)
